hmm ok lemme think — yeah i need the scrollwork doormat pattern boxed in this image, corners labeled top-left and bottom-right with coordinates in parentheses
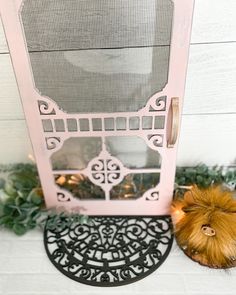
top-left (44, 216), bottom-right (173, 287)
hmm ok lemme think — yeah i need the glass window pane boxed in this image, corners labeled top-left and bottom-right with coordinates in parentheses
top-left (106, 136), bottom-right (161, 169)
top-left (55, 174), bottom-right (105, 200)
top-left (110, 173), bottom-right (160, 200)
top-left (51, 137), bottom-right (102, 170)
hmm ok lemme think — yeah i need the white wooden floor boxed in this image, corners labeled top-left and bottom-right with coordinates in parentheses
top-left (0, 228), bottom-right (236, 295)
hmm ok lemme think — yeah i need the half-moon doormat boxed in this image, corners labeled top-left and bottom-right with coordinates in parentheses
top-left (44, 216), bottom-right (173, 287)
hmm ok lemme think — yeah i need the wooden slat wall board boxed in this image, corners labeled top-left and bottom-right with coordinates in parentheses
top-left (177, 114), bottom-right (236, 166)
top-left (191, 0), bottom-right (236, 44)
top-left (183, 43), bottom-right (236, 115)
top-left (1, 42), bottom-right (236, 119)
top-left (0, 120), bottom-right (33, 164)
top-left (0, 55), bottom-right (24, 120)
top-left (0, 17), bottom-right (8, 53)
top-left (1, 0), bottom-right (236, 53)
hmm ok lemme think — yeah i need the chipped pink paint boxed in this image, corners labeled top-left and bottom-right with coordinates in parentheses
top-left (0, 0), bottom-right (195, 215)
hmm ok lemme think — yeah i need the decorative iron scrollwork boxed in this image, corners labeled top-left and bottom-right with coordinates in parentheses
top-left (44, 216), bottom-right (173, 286)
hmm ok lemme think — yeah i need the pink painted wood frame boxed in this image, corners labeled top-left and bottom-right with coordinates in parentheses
top-left (0, 0), bottom-right (195, 215)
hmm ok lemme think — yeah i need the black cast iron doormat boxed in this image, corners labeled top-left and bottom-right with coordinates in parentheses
top-left (44, 216), bottom-right (173, 287)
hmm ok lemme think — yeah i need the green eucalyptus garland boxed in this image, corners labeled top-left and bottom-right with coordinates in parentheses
top-left (0, 164), bottom-right (89, 235)
top-left (0, 163), bottom-right (235, 235)
top-left (175, 164), bottom-right (236, 196)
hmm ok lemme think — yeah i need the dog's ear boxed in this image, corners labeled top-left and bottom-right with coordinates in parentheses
top-left (183, 190), bottom-right (195, 205)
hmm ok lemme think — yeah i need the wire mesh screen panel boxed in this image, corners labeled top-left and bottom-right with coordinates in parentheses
top-left (21, 0), bottom-right (173, 50)
top-left (21, 0), bottom-right (173, 113)
top-left (25, 48), bottom-right (170, 113)
top-left (0, 0), bottom-right (195, 215)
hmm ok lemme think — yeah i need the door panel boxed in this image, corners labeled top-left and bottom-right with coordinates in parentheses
top-left (0, 0), bottom-right (195, 215)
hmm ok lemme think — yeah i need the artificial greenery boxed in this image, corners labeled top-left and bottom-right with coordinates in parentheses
top-left (0, 164), bottom-right (88, 235)
top-left (175, 164), bottom-right (224, 188)
top-left (224, 169), bottom-right (236, 189)
top-left (175, 164), bottom-right (236, 197)
top-left (0, 163), bottom-right (235, 235)
top-left (177, 164), bottom-right (236, 187)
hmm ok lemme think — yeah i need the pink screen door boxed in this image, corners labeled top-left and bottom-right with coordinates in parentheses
top-left (0, 0), bottom-right (195, 215)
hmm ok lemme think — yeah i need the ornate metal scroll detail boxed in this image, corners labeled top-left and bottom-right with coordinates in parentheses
top-left (149, 96), bottom-right (166, 111)
top-left (147, 134), bottom-right (163, 149)
top-left (44, 216), bottom-right (173, 287)
top-left (38, 100), bottom-right (56, 115)
top-left (46, 137), bottom-right (61, 150)
top-left (57, 192), bottom-right (71, 202)
top-left (88, 156), bottom-right (124, 188)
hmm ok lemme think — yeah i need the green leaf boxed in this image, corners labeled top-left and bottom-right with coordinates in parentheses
top-left (26, 206), bottom-right (40, 217)
top-left (0, 215), bottom-right (13, 225)
top-left (4, 181), bottom-right (17, 197)
top-left (8, 171), bottom-right (38, 190)
top-left (27, 189), bottom-right (43, 205)
top-left (0, 189), bottom-right (10, 202)
top-left (79, 215), bottom-right (89, 224)
top-left (14, 210), bottom-right (28, 222)
top-left (205, 178), bottom-right (212, 186)
top-left (0, 178), bottom-right (5, 189)
top-left (2, 203), bottom-right (15, 215)
top-left (0, 215), bottom-right (14, 229)
top-left (178, 177), bottom-right (186, 185)
top-left (15, 195), bottom-right (24, 206)
top-left (196, 164), bottom-right (208, 174)
top-left (13, 223), bottom-right (28, 236)
top-left (26, 220), bottom-right (37, 229)
top-left (20, 202), bottom-right (32, 209)
top-left (31, 194), bottom-right (43, 205)
top-left (185, 168), bottom-right (196, 176)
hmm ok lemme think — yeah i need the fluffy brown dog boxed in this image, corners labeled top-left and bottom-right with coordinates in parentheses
top-left (172, 185), bottom-right (236, 268)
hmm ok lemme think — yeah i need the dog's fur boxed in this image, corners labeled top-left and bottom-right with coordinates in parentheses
top-left (172, 186), bottom-right (236, 268)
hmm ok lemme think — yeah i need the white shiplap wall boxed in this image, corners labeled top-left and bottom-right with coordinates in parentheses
top-left (0, 0), bottom-right (236, 166)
